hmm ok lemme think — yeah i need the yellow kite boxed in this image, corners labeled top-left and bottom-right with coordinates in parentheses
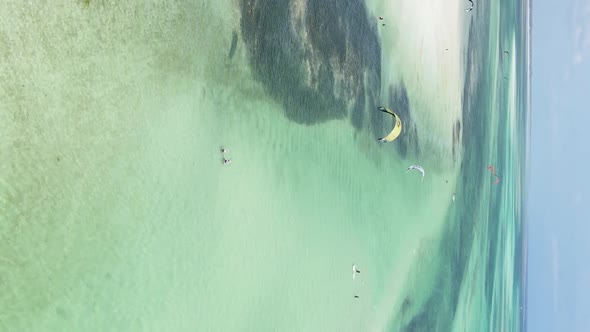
top-left (376, 106), bottom-right (402, 142)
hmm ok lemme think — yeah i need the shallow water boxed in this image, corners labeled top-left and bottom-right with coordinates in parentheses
top-left (0, 0), bottom-right (525, 331)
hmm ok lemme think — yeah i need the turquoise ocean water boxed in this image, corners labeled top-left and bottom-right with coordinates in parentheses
top-left (0, 0), bottom-right (528, 331)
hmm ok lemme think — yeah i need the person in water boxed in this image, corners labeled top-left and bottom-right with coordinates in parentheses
top-left (220, 147), bottom-right (228, 153)
top-left (354, 295), bottom-right (360, 299)
top-left (352, 264), bottom-right (361, 280)
top-left (223, 158), bottom-right (231, 165)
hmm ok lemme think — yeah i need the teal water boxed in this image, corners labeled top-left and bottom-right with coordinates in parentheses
top-left (0, 0), bottom-right (527, 331)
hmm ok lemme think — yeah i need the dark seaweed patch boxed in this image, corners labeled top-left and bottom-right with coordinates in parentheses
top-left (350, 83), bottom-right (366, 130)
top-left (239, 0), bottom-right (381, 125)
top-left (388, 82), bottom-right (419, 158)
top-left (228, 31), bottom-right (238, 59)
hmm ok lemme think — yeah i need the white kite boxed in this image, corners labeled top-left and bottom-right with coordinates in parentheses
top-left (406, 165), bottom-right (425, 181)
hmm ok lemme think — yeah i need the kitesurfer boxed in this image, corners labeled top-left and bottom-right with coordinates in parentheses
top-left (352, 264), bottom-right (361, 279)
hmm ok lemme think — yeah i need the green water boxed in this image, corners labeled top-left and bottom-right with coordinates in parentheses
top-left (0, 0), bottom-right (526, 331)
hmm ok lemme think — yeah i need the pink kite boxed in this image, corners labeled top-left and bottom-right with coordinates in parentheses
top-left (487, 165), bottom-right (496, 175)
top-left (488, 165), bottom-right (500, 184)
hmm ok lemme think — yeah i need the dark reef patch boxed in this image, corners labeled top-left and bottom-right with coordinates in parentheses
top-left (239, 0), bottom-right (381, 125)
top-left (350, 84), bottom-right (366, 130)
top-left (228, 31), bottom-right (238, 59)
top-left (452, 120), bottom-right (461, 162)
top-left (387, 82), bottom-right (419, 159)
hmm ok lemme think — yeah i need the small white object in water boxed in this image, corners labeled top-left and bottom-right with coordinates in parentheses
top-left (452, 193), bottom-right (456, 202)
top-left (406, 165), bottom-right (425, 181)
